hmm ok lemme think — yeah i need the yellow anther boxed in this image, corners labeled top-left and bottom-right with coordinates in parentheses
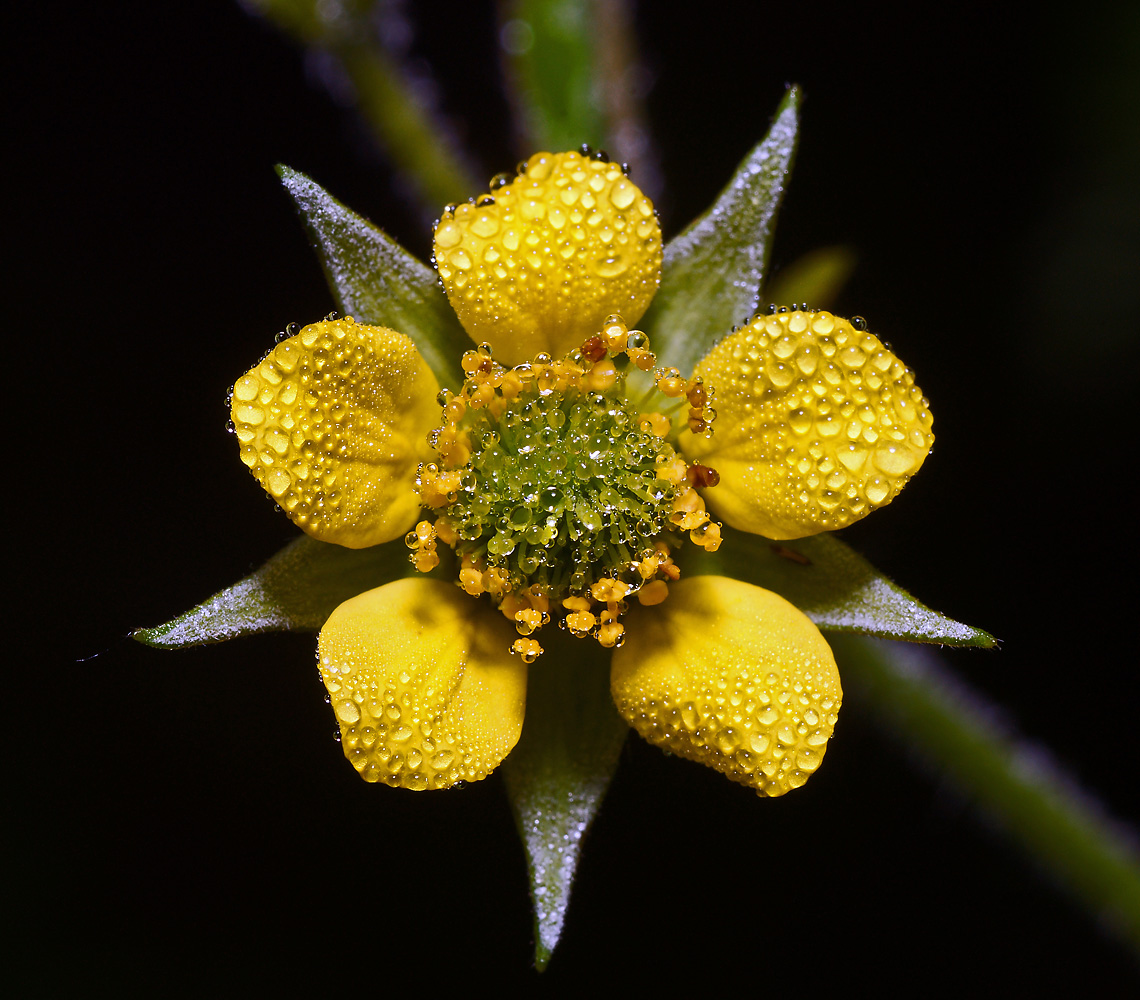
top-left (461, 350), bottom-right (485, 373)
top-left (636, 554), bottom-right (659, 579)
top-left (639, 412), bottom-right (672, 437)
top-left (585, 360), bottom-right (618, 391)
top-left (566, 610), bottom-right (597, 636)
top-left (627, 347), bottom-right (656, 370)
top-left (638, 579), bottom-right (669, 605)
top-left (435, 518), bottom-right (459, 546)
top-left (552, 359), bottom-right (584, 391)
top-left (601, 316), bottom-right (628, 354)
top-left (671, 487), bottom-right (707, 530)
top-left (690, 520), bottom-right (722, 551)
top-left (416, 464), bottom-right (454, 509)
top-left (562, 596), bottom-right (592, 612)
top-left (514, 607), bottom-right (545, 635)
top-left (656, 369), bottom-right (687, 397)
top-left (597, 621), bottom-right (624, 648)
top-left (590, 578), bottom-right (629, 603)
top-left (415, 520), bottom-right (435, 541)
top-left (460, 566), bottom-right (486, 596)
top-left (654, 542), bottom-right (681, 581)
top-left (499, 593), bottom-right (530, 621)
top-left (523, 589), bottom-right (550, 614)
top-left (413, 548), bottom-right (440, 573)
top-left (437, 470), bottom-right (462, 496)
top-left (482, 567), bottom-right (509, 593)
top-left (438, 438), bottom-right (471, 468)
top-left (656, 455), bottom-right (689, 484)
top-left (497, 369), bottom-right (525, 400)
top-left (511, 637), bottom-right (543, 663)
top-left (469, 383), bottom-right (495, 409)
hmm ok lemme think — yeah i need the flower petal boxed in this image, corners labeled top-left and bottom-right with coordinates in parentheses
top-left (318, 578), bottom-right (528, 789)
top-left (611, 575), bottom-right (841, 797)
top-left (232, 318), bottom-right (439, 548)
top-left (433, 150), bottom-right (662, 362)
top-left (680, 310), bottom-right (933, 539)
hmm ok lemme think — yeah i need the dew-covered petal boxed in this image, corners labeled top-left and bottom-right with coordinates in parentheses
top-left (611, 576), bottom-right (841, 797)
top-left (318, 578), bottom-right (528, 789)
top-left (433, 150), bottom-right (662, 363)
top-left (681, 310), bottom-right (933, 539)
top-left (232, 318), bottom-right (440, 548)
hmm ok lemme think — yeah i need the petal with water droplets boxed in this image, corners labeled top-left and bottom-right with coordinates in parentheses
top-left (232, 318), bottom-right (439, 548)
top-left (611, 576), bottom-right (841, 797)
top-left (434, 150), bottom-right (661, 362)
top-left (318, 578), bottom-right (528, 789)
top-left (681, 310), bottom-right (933, 539)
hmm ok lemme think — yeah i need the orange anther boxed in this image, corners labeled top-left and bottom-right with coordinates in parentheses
top-left (638, 580), bottom-right (669, 605)
top-left (580, 335), bottom-right (607, 362)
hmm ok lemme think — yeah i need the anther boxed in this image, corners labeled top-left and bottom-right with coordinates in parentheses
top-left (580, 335), bottom-right (607, 362)
top-left (511, 637), bottom-right (542, 663)
top-left (686, 464), bottom-right (721, 488)
top-left (637, 580), bottom-right (669, 606)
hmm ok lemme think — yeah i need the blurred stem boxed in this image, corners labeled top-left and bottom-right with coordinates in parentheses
top-left (500, 0), bottom-right (604, 151)
top-left (833, 635), bottom-right (1140, 954)
top-left (501, 0), bottom-right (655, 194)
top-left (336, 42), bottom-right (479, 206)
top-left (246, 0), bottom-right (478, 208)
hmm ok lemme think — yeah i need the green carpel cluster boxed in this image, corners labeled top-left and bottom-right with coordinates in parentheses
top-left (441, 386), bottom-right (680, 598)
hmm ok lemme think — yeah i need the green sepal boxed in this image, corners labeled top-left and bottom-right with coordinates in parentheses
top-left (681, 526), bottom-right (996, 648)
top-left (277, 165), bottom-right (471, 390)
top-left (641, 86), bottom-right (801, 376)
top-left (132, 535), bottom-right (417, 647)
top-left (500, 636), bottom-right (628, 971)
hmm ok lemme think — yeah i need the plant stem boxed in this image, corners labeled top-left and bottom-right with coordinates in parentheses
top-left (833, 635), bottom-right (1140, 954)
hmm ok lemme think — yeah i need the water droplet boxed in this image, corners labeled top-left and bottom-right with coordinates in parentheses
top-left (593, 255), bottom-right (628, 278)
top-left (334, 700), bottom-right (360, 724)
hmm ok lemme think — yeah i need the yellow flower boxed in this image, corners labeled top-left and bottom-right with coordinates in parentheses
top-left (231, 149), bottom-right (933, 796)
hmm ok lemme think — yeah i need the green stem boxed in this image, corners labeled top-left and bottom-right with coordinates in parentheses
top-left (502, 0), bottom-right (655, 190)
top-left (245, 0), bottom-right (479, 207)
top-left (832, 635), bottom-right (1140, 954)
top-left (500, 0), bottom-right (603, 152)
top-left (336, 42), bottom-right (479, 206)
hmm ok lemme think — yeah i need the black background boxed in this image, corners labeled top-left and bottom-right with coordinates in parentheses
top-left (11, 0), bottom-right (1139, 992)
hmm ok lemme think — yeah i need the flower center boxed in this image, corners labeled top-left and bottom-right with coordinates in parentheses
top-left (408, 316), bottom-right (723, 661)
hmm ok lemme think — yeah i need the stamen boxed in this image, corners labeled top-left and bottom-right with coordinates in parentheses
top-left (411, 317), bottom-right (723, 658)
